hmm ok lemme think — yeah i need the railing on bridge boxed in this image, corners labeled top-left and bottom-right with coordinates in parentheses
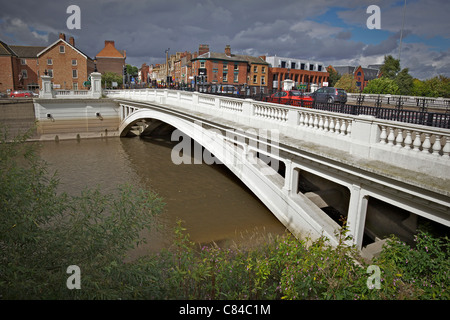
top-left (105, 88), bottom-right (450, 180)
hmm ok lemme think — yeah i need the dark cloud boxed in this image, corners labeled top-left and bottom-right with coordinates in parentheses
top-left (0, 0), bottom-right (448, 79)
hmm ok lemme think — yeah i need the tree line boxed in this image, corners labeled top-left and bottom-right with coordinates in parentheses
top-left (328, 56), bottom-right (450, 98)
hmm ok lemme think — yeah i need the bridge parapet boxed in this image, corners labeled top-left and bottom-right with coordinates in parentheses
top-left (105, 89), bottom-right (450, 182)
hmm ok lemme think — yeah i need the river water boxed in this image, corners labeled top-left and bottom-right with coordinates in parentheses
top-left (38, 136), bottom-right (286, 259)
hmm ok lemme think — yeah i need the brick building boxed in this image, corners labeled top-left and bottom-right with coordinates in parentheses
top-left (95, 40), bottom-right (126, 76)
top-left (37, 33), bottom-right (95, 90)
top-left (190, 44), bottom-right (269, 94)
top-left (331, 65), bottom-right (381, 91)
top-left (264, 56), bottom-right (329, 93)
top-left (0, 40), bottom-right (45, 93)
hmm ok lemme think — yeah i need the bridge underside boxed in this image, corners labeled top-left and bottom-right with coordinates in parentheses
top-left (118, 101), bottom-right (450, 253)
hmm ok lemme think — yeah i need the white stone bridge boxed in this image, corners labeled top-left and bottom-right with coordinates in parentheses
top-left (105, 89), bottom-right (450, 251)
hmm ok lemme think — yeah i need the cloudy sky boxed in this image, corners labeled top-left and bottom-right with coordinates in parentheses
top-left (1, 0), bottom-right (449, 80)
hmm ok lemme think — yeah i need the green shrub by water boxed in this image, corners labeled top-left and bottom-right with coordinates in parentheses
top-left (1, 126), bottom-right (448, 300)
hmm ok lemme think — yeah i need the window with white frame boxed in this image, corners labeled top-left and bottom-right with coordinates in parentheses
top-left (59, 45), bottom-right (65, 53)
top-left (72, 59), bottom-right (77, 66)
top-left (47, 59), bottom-right (53, 65)
top-left (21, 70), bottom-right (28, 79)
top-left (21, 59), bottom-right (26, 65)
top-left (72, 69), bottom-right (78, 78)
top-left (47, 69), bottom-right (53, 77)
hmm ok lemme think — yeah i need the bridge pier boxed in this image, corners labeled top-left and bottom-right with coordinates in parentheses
top-left (347, 184), bottom-right (369, 248)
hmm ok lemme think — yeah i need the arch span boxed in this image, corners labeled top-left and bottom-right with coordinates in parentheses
top-left (119, 106), bottom-right (341, 245)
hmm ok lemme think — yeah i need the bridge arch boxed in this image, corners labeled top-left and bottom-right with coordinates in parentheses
top-left (118, 104), bottom-right (342, 245)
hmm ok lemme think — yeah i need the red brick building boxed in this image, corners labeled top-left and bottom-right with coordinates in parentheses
top-left (0, 40), bottom-right (45, 93)
top-left (191, 44), bottom-right (269, 93)
top-left (95, 40), bottom-right (126, 76)
top-left (37, 33), bottom-right (95, 90)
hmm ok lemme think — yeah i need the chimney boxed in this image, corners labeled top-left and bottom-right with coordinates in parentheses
top-left (199, 44), bottom-right (209, 56)
top-left (59, 33), bottom-right (66, 41)
top-left (225, 45), bottom-right (231, 57)
top-left (105, 40), bottom-right (115, 47)
top-left (69, 36), bottom-right (75, 47)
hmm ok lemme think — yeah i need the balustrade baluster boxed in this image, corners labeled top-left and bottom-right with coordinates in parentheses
top-left (404, 130), bottom-right (413, 149)
top-left (323, 116), bottom-right (329, 132)
top-left (422, 133), bottom-right (432, 154)
top-left (308, 113), bottom-right (314, 128)
top-left (379, 126), bottom-right (387, 144)
top-left (387, 127), bottom-right (395, 146)
top-left (346, 120), bottom-right (352, 137)
top-left (318, 115), bottom-right (324, 130)
top-left (395, 129), bottom-right (404, 147)
top-left (412, 132), bottom-right (421, 151)
top-left (329, 117), bottom-right (335, 133)
top-left (299, 112), bottom-right (305, 126)
top-left (340, 119), bottom-right (347, 135)
top-left (443, 136), bottom-right (450, 157)
top-left (432, 135), bottom-right (442, 156)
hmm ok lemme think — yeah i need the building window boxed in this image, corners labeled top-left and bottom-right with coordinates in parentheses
top-left (253, 75), bottom-right (257, 84)
top-left (223, 73), bottom-right (228, 82)
top-left (357, 71), bottom-right (362, 76)
top-left (72, 59), bottom-right (77, 66)
top-left (281, 61), bottom-right (286, 68)
top-left (223, 63), bottom-right (228, 70)
top-left (291, 62), bottom-right (296, 69)
top-left (318, 65), bottom-right (323, 72)
top-left (300, 63), bottom-right (305, 70)
top-left (309, 64), bottom-right (314, 71)
top-left (21, 70), bottom-right (28, 79)
top-left (48, 69), bottom-right (53, 78)
top-left (72, 69), bottom-right (78, 78)
top-left (253, 66), bottom-right (258, 73)
top-left (262, 66), bottom-right (266, 73)
top-left (234, 64), bottom-right (239, 71)
top-left (200, 61), bottom-right (205, 68)
top-left (21, 59), bottom-right (26, 65)
top-left (261, 76), bottom-right (265, 85)
top-left (59, 45), bottom-right (65, 53)
top-left (73, 83), bottom-right (78, 90)
top-left (234, 73), bottom-right (238, 82)
top-left (47, 59), bottom-right (53, 65)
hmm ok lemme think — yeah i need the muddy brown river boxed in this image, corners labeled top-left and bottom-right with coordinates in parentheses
top-left (38, 136), bottom-right (286, 259)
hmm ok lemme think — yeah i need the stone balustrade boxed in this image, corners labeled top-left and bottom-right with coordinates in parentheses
top-left (104, 89), bottom-right (450, 180)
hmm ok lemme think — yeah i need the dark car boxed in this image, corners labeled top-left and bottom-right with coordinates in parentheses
top-left (266, 90), bottom-right (313, 106)
top-left (311, 87), bottom-right (347, 104)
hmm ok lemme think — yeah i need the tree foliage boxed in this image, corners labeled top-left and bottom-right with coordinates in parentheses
top-left (363, 77), bottom-right (399, 95)
top-left (334, 73), bottom-right (359, 93)
top-left (0, 127), bottom-right (165, 299)
top-left (101, 72), bottom-right (122, 88)
top-left (327, 66), bottom-right (341, 87)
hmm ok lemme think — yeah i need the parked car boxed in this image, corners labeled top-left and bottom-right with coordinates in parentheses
top-left (310, 87), bottom-right (347, 104)
top-left (9, 90), bottom-right (33, 98)
top-left (266, 90), bottom-right (313, 106)
top-left (220, 85), bottom-right (238, 94)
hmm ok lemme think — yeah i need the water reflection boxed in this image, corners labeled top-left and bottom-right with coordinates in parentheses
top-left (38, 136), bottom-right (286, 258)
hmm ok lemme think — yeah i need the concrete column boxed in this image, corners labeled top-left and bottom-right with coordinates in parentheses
top-left (283, 160), bottom-right (299, 195)
top-left (40, 75), bottom-right (54, 98)
top-left (90, 72), bottom-right (102, 98)
top-left (347, 184), bottom-right (369, 248)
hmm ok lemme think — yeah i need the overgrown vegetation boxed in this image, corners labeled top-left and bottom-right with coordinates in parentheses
top-left (1, 127), bottom-right (448, 300)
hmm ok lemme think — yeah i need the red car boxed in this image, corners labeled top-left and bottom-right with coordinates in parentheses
top-left (265, 90), bottom-right (313, 107)
top-left (9, 90), bottom-right (33, 98)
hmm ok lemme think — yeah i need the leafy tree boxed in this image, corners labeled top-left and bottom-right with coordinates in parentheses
top-left (363, 77), bottom-right (399, 95)
top-left (327, 66), bottom-right (341, 87)
top-left (424, 75), bottom-right (450, 98)
top-left (126, 64), bottom-right (139, 77)
top-left (0, 126), bottom-right (165, 299)
top-left (395, 68), bottom-right (414, 95)
top-left (101, 72), bottom-right (122, 88)
top-left (380, 55), bottom-right (400, 79)
top-left (334, 73), bottom-right (359, 93)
